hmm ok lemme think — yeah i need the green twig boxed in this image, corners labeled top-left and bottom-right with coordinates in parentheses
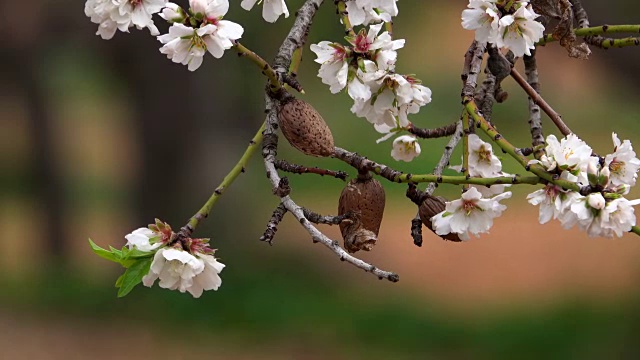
top-left (537, 24), bottom-right (640, 46)
top-left (179, 122), bottom-right (266, 237)
top-left (233, 41), bottom-right (282, 94)
top-left (336, 0), bottom-right (356, 36)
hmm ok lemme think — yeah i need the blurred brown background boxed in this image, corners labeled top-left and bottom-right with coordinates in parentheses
top-left (2, 0), bottom-right (640, 358)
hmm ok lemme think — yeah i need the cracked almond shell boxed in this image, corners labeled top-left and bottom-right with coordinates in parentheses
top-left (278, 99), bottom-right (335, 157)
top-left (338, 177), bottom-right (386, 253)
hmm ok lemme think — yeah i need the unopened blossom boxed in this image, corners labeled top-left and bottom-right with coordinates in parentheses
top-left (461, 0), bottom-right (500, 44)
top-left (496, 3), bottom-right (545, 57)
top-left (159, 2), bottom-right (185, 22)
top-left (125, 227), bottom-right (163, 252)
top-left (391, 135), bottom-right (421, 162)
top-left (310, 42), bottom-right (349, 94)
top-left (605, 133), bottom-right (640, 189)
top-left (241, 0), bottom-right (289, 23)
top-left (527, 184), bottom-right (570, 224)
top-left (143, 248), bottom-right (225, 298)
top-left (431, 187), bottom-right (511, 240)
top-left (467, 134), bottom-right (502, 177)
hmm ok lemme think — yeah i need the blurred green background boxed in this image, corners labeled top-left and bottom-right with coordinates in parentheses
top-left (2, 0), bottom-right (640, 358)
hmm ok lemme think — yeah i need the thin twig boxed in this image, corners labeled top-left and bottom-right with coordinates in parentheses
top-left (510, 68), bottom-right (572, 136)
top-left (302, 208), bottom-right (353, 225)
top-left (275, 160), bottom-right (348, 180)
top-left (524, 50), bottom-right (545, 158)
top-left (260, 204), bottom-right (288, 245)
top-left (406, 122), bottom-right (459, 139)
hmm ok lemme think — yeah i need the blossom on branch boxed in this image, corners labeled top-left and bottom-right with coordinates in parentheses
top-left (391, 135), bottom-right (421, 162)
top-left (157, 0), bottom-right (243, 71)
top-left (461, 0), bottom-right (500, 44)
top-left (346, 0), bottom-right (398, 26)
top-left (310, 42), bottom-right (350, 94)
top-left (241, 0), bottom-right (289, 23)
top-left (461, 1), bottom-right (545, 57)
top-left (85, 0), bottom-right (166, 40)
top-left (605, 133), bottom-right (640, 190)
top-left (143, 247), bottom-right (225, 298)
top-left (431, 187), bottom-right (511, 240)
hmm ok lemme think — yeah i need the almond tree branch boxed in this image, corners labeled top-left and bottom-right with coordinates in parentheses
top-left (261, 0), bottom-right (399, 282)
top-left (524, 50), bottom-right (545, 158)
top-left (406, 122), bottom-right (459, 139)
top-left (510, 67), bottom-right (572, 136)
top-left (260, 204), bottom-right (288, 245)
top-left (274, 160), bottom-right (348, 180)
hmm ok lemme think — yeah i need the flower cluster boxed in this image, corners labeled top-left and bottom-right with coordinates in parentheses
top-left (432, 135), bottom-right (512, 240)
top-left (158, 0), bottom-right (244, 71)
top-left (85, 0), bottom-right (166, 39)
top-left (527, 133), bottom-right (640, 238)
top-left (91, 219), bottom-right (225, 298)
top-left (461, 0), bottom-right (545, 57)
top-left (311, 23), bottom-right (431, 160)
top-left (85, 0), bottom-right (243, 71)
top-left (125, 221), bottom-right (225, 297)
top-left (346, 0), bottom-right (399, 27)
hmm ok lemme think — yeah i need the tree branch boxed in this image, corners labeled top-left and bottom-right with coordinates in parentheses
top-left (275, 159), bottom-right (348, 180)
top-left (510, 68), bottom-right (572, 136)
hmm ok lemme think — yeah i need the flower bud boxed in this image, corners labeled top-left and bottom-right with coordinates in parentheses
top-left (587, 193), bottom-right (606, 210)
top-left (598, 166), bottom-right (610, 187)
top-left (160, 3), bottom-right (186, 23)
top-left (587, 160), bottom-right (599, 186)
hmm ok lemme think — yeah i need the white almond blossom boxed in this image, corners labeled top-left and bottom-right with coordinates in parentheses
top-left (605, 133), bottom-right (640, 189)
top-left (241, 0), bottom-right (289, 23)
top-left (85, 0), bottom-right (124, 40)
top-left (391, 135), bottom-right (420, 162)
top-left (461, 0), bottom-right (500, 44)
top-left (310, 42), bottom-right (349, 94)
top-left (601, 197), bottom-right (640, 237)
top-left (346, 0), bottom-right (398, 26)
top-left (496, 3), bottom-right (545, 57)
top-left (125, 227), bottom-right (163, 252)
top-left (431, 187), bottom-right (511, 240)
top-left (531, 133), bottom-right (593, 183)
top-left (158, 4), bottom-right (243, 72)
top-left (111, 0), bottom-right (166, 36)
top-left (143, 248), bottom-right (225, 298)
top-left (527, 184), bottom-right (571, 224)
top-left (346, 0), bottom-right (392, 26)
top-left (467, 134), bottom-right (502, 177)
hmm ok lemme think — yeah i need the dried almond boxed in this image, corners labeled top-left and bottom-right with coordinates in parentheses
top-left (338, 176), bottom-right (386, 253)
top-left (278, 99), bottom-right (334, 157)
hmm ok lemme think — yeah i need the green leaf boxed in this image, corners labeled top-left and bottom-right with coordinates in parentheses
top-left (115, 273), bottom-right (125, 288)
top-left (88, 239), bottom-right (120, 263)
top-left (117, 257), bottom-right (153, 298)
top-left (121, 248), bottom-right (155, 261)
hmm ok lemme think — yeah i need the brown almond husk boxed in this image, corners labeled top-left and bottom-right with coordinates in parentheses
top-left (419, 194), bottom-right (462, 242)
top-left (278, 99), bottom-right (335, 157)
top-left (338, 177), bottom-right (386, 253)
